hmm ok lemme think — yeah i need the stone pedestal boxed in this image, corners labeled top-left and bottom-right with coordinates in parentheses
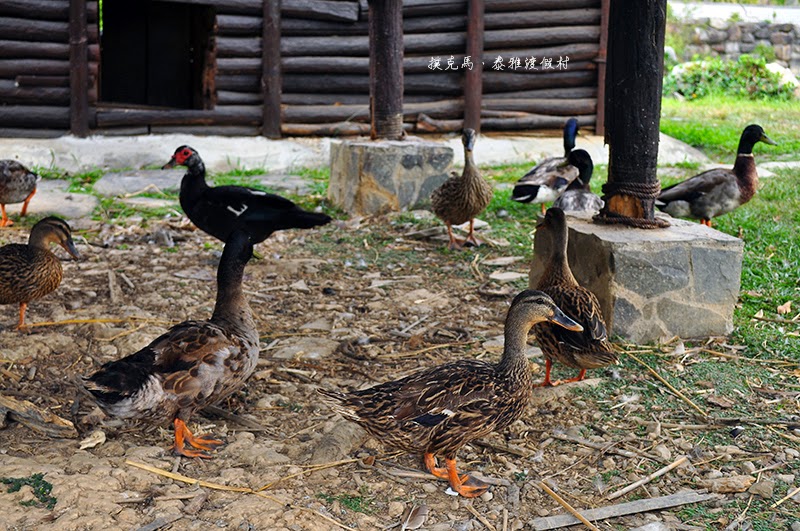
top-left (529, 212), bottom-right (744, 343)
top-left (328, 138), bottom-right (453, 216)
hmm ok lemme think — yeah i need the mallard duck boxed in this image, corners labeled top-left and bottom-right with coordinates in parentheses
top-left (511, 118), bottom-right (579, 214)
top-left (0, 217), bottom-right (80, 330)
top-left (82, 230), bottom-right (259, 458)
top-left (431, 129), bottom-right (493, 250)
top-left (0, 160), bottom-right (38, 227)
top-left (533, 208), bottom-right (617, 386)
top-left (552, 149), bottom-right (603, 213)
top-left (318, 290), bottom-right (582, 497)
top-left (657, 124), bottom-right (776, 227)
top-left (163, 146), bottom-right (331, 244)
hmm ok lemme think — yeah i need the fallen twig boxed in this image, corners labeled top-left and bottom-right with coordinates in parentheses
top-left (538, 482), bottom-right (599, 531)
top-left (626, 353), bottom-right (708, 418)
top-left (699, 348), bottom-right (795, 366)
top-left (529, 490), bottom-right (719, 530)
top-left (551, 432), bottom-right (641, 460)
top-left (381, 340), bottom-right (480, 359)
top-left (771, 485), bottom-right (800, 509)
top-left (135, 514), bottom-right (182, 531)
top-left (606, 455), bottom-right (689, 500)
top-left (27, 317), bottom-right (173, 329)
top-left (465, 503), bottom-right (497, 531)
top-left (0, 394), bottom-right (77, 438)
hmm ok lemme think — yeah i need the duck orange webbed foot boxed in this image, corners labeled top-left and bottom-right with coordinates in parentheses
top-left (173, 418), bottom-right (224, 459)
top-left (444, 458), bottom-right (488, 498)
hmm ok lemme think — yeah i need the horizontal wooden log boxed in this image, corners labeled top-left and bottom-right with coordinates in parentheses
top-left (0, 40), bottom-right (68, 59)
top-left (216, 74), bottom-right (261, 91)
top-left (0, 59), bottom-right (69, 76)
top-left (416, 112), bottom-right (595, 133)
top-left (485, 0), bottom-right (599, 11)
top-left (280, 93), bottom-right (440, 105)
top-left (0, 105), bottom-right (70, 127)
top-left (282, 33), bottom-right (467, 56)
top-left (95, 106), bottom-right (263, 127)
top-left (217, 37), bottom-right (261, 58)
top-left (16, 75), bottom-right (69, 87)
top-left (217, 90), bottom-right (262, 105)
top-left (403, 0), bottom-right (466, 17)
top-left (283, 121), bottom-right (370, 136)
top-left (169, 0), bottom-right (261, 15)
top-left (280, 15), bottom-right (467, 36)
top-left (485, 8), bottom-right (601, 30)
top-left (0, 18), bottom-right (68, 42)
top-left (90, 125), bottom-right (150, 136)
top-left (282, 73), bottom-right (464, 94)
top-left (217, 14), bottom-right (262, 36)
top-left (484, 86), bottom-right (597, 99)
top-left (484, 25), bottom-right (600, 48)
top-left (483, 69), bottom-right (596, 92)
top-left (483, 97), bottom-right (596, 114)
top-left (282, 0), bottom-right (359, 22)
top-left (150, 125), bottom-right (262, 136)
top-left (0, 79), bottom-right (69, 104)
top-left (218, 57), bottom-right (262, 75)
top-left (0, 0), bottom-right (68, 20)
top-left (0, 127), bottom-right (67, 138)
top-left (282, 100), bottom-right (464, 123)
top-left (484, 43), bottom-right (600, 63)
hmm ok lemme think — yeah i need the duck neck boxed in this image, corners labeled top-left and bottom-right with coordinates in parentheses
top-left (497, 312), bottom-right (533, 385)
top-left (211, 258), bottom-right (256, 340)
top-left (732, 153), bottom-right (758, 202)
top-left (181, 156), bottom-right (209, 200)
top-left (541, 229), bottom-right (578, 287)
top-left (563, 130), bottom-right (576, 156)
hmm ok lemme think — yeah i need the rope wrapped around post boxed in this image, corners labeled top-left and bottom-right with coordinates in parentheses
top-left (593, 180), bottom-right (670, 229)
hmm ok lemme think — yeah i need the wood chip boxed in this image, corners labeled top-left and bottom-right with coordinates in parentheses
top-left (0, 394), bottom-right (78, 438)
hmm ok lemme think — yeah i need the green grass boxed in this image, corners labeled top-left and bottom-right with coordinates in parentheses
top-left (316, 491), bottom-right (374, 514)
top-left (2, 473), bottom-right (57, 510)
top-left (661, 95), bottom-right (800, 161)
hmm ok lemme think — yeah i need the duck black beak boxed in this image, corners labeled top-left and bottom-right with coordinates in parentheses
top-left (760, 133), bottom-right (778, 146)
top-left (548, 306), bottom-right (583, 332)
top-left (61, 238), bottom-right (81, 260)
top-left (162, 156), bottom-right (177, 170)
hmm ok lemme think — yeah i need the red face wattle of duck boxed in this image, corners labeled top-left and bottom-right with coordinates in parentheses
top-left (162, 146), bottom-right (195, 169)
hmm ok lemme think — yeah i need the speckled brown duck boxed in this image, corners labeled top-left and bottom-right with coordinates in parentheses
top-left (0, 160), bottom-right (38, 227)
top-left (318, 290), bottom-right (582, 497)
top-left (82, 230), bottom-right (259, 458)
top-left (431, 128), bottom-right (493, 249)
top-left (0, 216), bottom-right (80, 330)
top-left (657, 124), bottom-right (776, 227)
top-left (533, 208), bottom-right (617, 386)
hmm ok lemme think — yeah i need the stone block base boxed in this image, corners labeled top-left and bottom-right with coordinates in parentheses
top-left (529, 212), bottom-right (744, 343)
top-left (328, 138), bottom-right (453, 216)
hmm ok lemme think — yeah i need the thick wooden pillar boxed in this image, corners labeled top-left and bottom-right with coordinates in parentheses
top-left (262, 0), bottom-right (282, 138)
top-left (69, 0), bottom-right (89, 137)
top-left (368, 0), bottom-right (403, 140)
top-left (594, 0), bottom-right (609, 136)
top-left (463, 0), bottom-right (484, 133)
top-left (600, 0), bottom-right (668, 227)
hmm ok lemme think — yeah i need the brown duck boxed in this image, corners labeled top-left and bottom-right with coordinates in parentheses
top-left (0, 160), bottom-right (38, 227)
top-left (319, 290), bottom-right (582, 497)
top-left (657, 124), bottom-right (776, 227)
top-left (533, 208), bottom-right (617, 386)
top-left (431, 128), bottom-right (493, 249)
top-left (0, 217), bottom-right (80, 330)
top-left (82, 230), bottom-right (259, 458)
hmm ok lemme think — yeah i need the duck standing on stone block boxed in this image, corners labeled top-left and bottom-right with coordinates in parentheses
top-left (532, 208), bottom-right (617, 386)
top-left (511, 118), bottom-right (580, 214)
top-left (0, 160), bottom-right (39, 227)
top-left (0, 217), bottom-right (80, 331)
top-left (82, 230), bottom-right (259, 458)
top-left (431, 128), bottom-right (493, 250)
top-left (163, 145), bottom-right (332, 244)
top-left (318, 290), bottom-right (582, 497)
top-left (552, 149), bottom-right (603, 213)
top-left (657, 124), bottom-right (776, 227)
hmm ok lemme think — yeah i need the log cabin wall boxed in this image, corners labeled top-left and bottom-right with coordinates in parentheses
top-left (0, 0), bottom-right (604, 138)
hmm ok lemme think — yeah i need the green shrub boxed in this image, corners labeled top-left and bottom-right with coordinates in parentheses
top-left (663, 54), bottom-right (795, 100)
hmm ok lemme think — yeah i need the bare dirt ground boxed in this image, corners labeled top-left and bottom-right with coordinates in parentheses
top-left (0, 214), bottom-right (797, 530)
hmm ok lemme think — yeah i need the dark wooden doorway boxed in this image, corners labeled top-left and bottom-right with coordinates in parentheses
top-left (100, 0), bottom-right (216, 110)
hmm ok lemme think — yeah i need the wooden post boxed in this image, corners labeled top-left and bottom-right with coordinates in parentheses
top-left (601, 0), bottom-right (667, 225)
top-left (368, 0), bottom-right (403, 140)
top-left (69, 0), bottom-right (89, 137)
top-left (463, 0), bottom-right (484, 132)
top-left (594, 0), bottom-right (609, 136)
top-left (262, 0), bottom-right (281, 138)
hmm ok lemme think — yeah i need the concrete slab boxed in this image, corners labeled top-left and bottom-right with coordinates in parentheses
top-left (93, 169), bottom-right (184, 197)
top-left (4, 179), bottom-right (99, 220)
top-left (0, 132), bottom-right (709, 175)
top-left (251, 173), bottom-right (313, 196)
top-left (120, 197), bottom-right (180, 210)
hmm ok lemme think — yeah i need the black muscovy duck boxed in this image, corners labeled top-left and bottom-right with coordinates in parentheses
top-left (163, 146), bottom-right (331, 243)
